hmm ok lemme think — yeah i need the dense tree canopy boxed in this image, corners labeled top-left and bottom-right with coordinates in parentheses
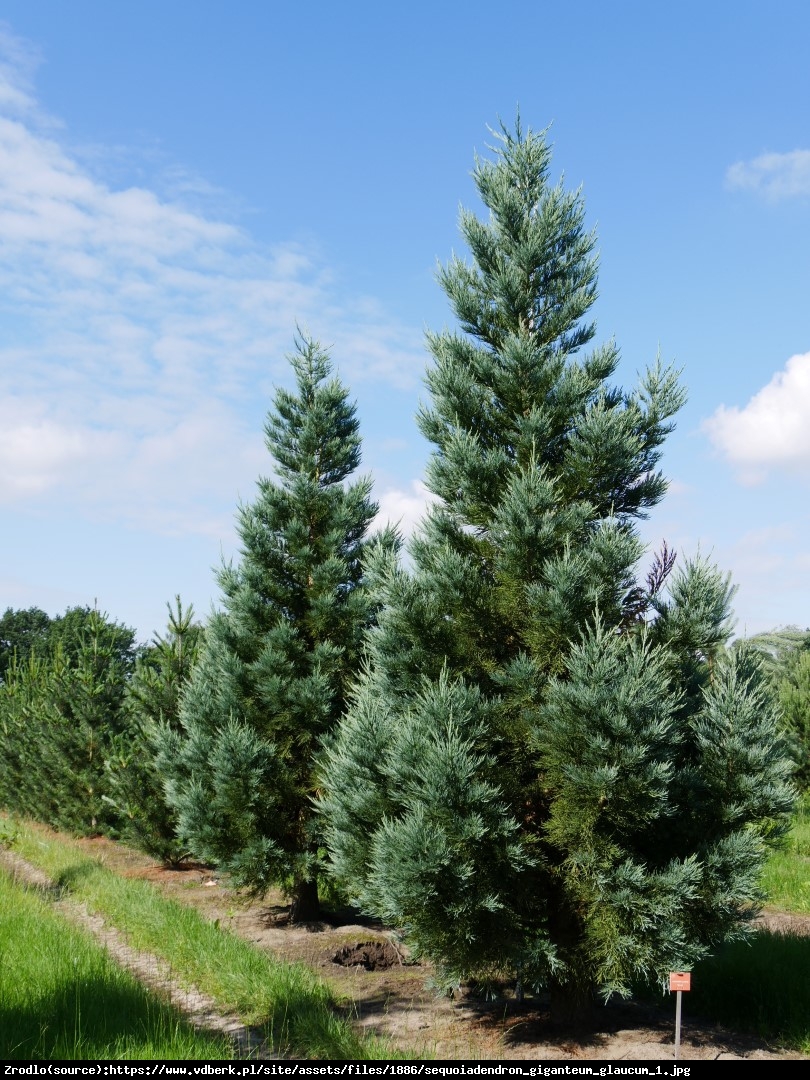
top-left (0, 605), bottom-right (138, 683)
top-left (0, 607), bottom-right (138, 834)
top-left (107, 597), bottom-right (204, 862)
top-left (157, 336), bottom-right (388, 918)
top-left (0, 607), bottom-right (51, 681)
top-left (318, 121), bottom-right (795, 1018)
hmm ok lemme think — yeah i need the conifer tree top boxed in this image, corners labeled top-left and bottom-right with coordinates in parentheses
top-left (265, 333), bottom-right (362, 488)
top-left (161, 332), bottom-right (379, 907)
top-left (447, 117), bottom-right (598, 352)
top-left (419, 118), bottom-right (686, 527)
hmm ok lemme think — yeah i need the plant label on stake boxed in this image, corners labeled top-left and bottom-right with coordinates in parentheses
top-left (669, 972), bottom-right (691, 1059)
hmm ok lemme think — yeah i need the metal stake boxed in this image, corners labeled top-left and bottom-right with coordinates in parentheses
top-left (674, 989), bottom-right (682, 1060)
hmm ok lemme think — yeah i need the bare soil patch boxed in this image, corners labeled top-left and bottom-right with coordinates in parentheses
top-left (332, 941), bottom-right (411, 970)
top-left (18, 833), bottom-right (810, 1061)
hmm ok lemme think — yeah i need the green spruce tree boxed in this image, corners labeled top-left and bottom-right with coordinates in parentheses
top-left (157, 335), bottom-right (384, 919)
top-left (318, 121), bottom-right (795, 1019)
top-left (0, 607), bottom-right (136, 835)
top-left (778, 646), bottom-right (810, 787)
top-left (106, 597), bottom-right (203, 863)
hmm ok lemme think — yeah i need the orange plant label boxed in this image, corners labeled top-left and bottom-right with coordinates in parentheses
top-left (669, 971), bottom-right (691, 992)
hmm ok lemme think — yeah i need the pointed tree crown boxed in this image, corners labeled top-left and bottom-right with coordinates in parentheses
top-left (266, 335), bottom-right (362, 486)
top-left (419, 120), bottom-right (685, 533)
top-left (159, 333), bottom-right (381, 903)
top-left (318, 120), bottom-right (794, 1011)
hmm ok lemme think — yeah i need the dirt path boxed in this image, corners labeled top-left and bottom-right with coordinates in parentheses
top-left (0, 848), bottom-right (273, 1060)
top-left (4, 833), bottom-right (809, 1061)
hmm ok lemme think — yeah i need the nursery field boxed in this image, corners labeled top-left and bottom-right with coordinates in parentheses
top-left (2, 114), bottom-right (808, 1068)
top-left (760, 795), bottom-right (810, 914)
top-left (2, 811), bottom-right (809, 1062)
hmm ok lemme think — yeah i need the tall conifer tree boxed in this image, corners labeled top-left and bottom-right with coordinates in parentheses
top-left (319, 122), bottom-right (795, 1017)
top-left (157, 335), bottom-right (381, 919)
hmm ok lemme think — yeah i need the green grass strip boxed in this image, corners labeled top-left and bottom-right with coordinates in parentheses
top-left (760, 798), bottom-right (810, 915)
top-left (2, 817), bottom-right (403, 1060)
top-left (0, 870), bottom-right (232, 1061)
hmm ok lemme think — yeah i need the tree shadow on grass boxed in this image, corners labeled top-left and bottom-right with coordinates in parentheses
top-left (54, 859), bottom-right (104, 892)
top-left (690, 930), bottom-right (810, 1049)
top-left (0, 971), bottom-right (228, 1060)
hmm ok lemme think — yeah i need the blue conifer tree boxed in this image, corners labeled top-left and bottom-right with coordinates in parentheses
top-left (159, 336), bottom-right (384, 919)
top-left (319, 122), bottom-right (795, 1018)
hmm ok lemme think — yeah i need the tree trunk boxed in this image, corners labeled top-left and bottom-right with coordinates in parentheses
top-left (548, 978), bottom-right (595, 1027)
top-left (546, 896), bottom-right (594, 1026)
top-left (289, 878), bottom-right (320, 923)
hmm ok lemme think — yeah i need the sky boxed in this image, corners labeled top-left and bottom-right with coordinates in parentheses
top-left (1, 0), bottom-right (808, 643)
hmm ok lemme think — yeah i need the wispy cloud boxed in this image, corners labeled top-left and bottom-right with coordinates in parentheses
top-left (725, 150), bottom-right (810, 200)
top-left (0, 25), bottom-right (42, 117)
top-left (0, 28), bottom-right (424, 535)
top-left (721, 523), bottom-right (810, 637)
top-left (702, 352), bottom-right (810, 482)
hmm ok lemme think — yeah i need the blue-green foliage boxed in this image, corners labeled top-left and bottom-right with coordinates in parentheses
top-left (318, 120), bottom-right (795, 1011)
top-left (157, 336), bottom-right (385, 908)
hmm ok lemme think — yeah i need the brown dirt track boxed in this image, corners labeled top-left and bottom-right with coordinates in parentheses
top-left (3, 831), bottom-right (809, 1062)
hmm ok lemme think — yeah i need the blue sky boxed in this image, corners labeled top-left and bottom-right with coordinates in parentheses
top-left (1, 1), bottom-right (808, 642)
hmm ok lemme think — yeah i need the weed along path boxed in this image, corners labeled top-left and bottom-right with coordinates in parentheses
top-left (2, 821), bottom-right (809, 1062)
top-left (0, 847), bottom-right (271, 1059)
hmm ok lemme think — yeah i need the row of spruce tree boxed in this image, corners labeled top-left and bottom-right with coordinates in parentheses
top-left (1, 121), bottom-right (800, 1022)
top-left (0, 599), bottom-right (200, 849)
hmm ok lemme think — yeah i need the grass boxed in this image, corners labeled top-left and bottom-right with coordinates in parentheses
top-left (1, 815), bottom-right (405, 1060)
top-left (689, 932), bottom-right (810, 1054)
top-left (0, 870), bottom-right (232, 1061)
top-left (760, 795), bottom-right (810, 914)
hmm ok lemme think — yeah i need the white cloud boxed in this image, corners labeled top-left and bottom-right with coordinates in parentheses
top-left (375, 480), bottom-right (435, 537)
top-left (725, 150), bottom-right (810, 200)
top-left (0, 28), bottom-right (424, 534)
top-left (702, 352), bottom-right (810, 482)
